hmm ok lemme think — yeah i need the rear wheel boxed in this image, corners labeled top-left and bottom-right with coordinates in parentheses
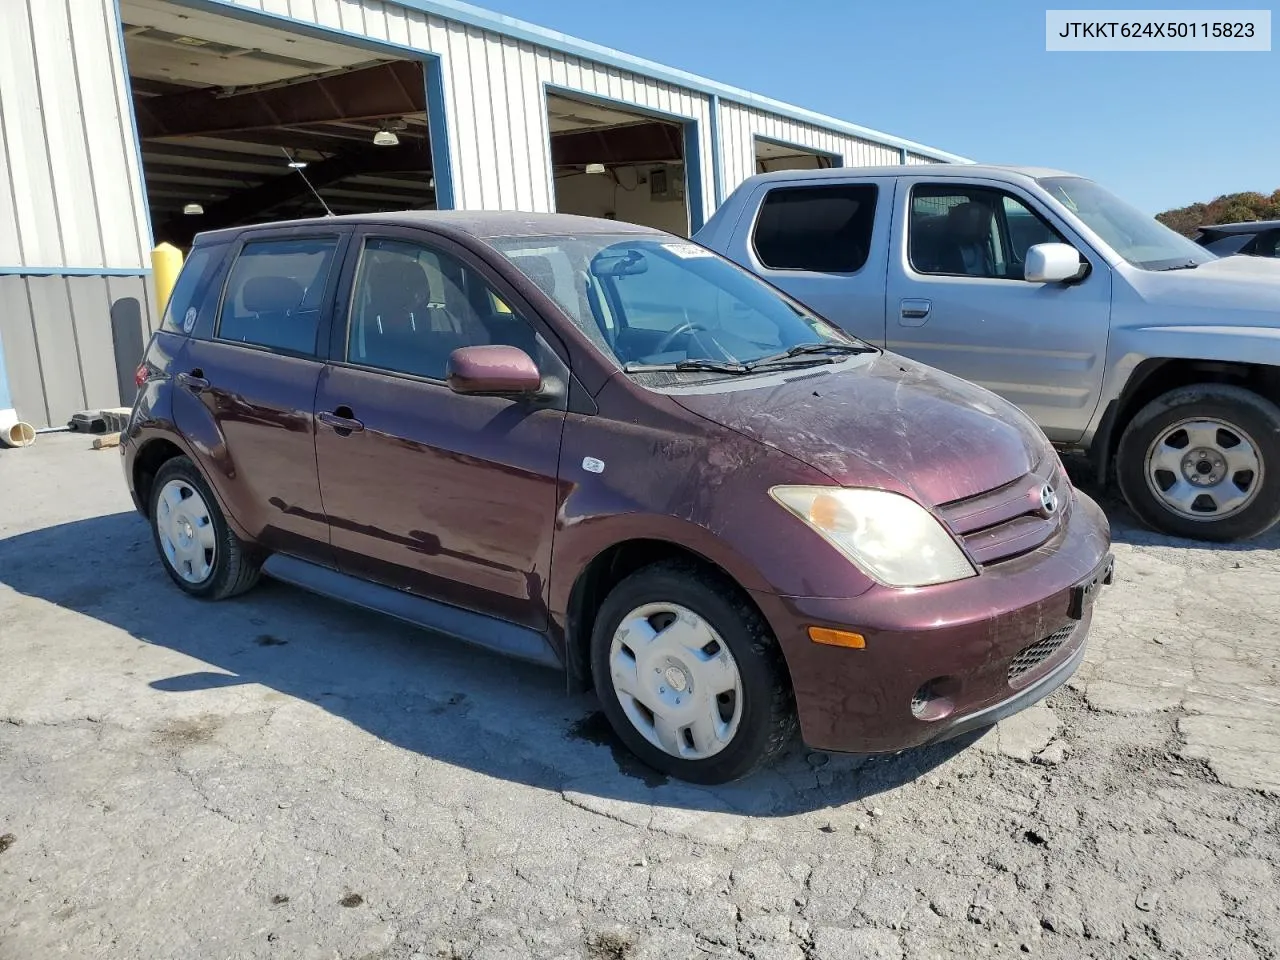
top-left (1116, 384), bottom-right (1280, 542)
top-left (590, 561), bottom-right (795, 784)
top-left (149, 456), bottom-right (260, 599)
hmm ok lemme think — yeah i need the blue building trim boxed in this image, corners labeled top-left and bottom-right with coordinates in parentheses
top-left (0, 266), bottom-right (151, 277)
top-left (388, 0), bottom-right (968, 163)
top-left (0, 326), bottom-right (12, 413)
top-left (112, 0), bottom-right (155, 253)
top-left (708, 94), bottom-right (725, 207)
top-left (541, 83), bottom-right (706, 232)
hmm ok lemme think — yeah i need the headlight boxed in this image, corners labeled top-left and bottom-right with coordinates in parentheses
top-left (770, 486), bottom-right (977, 587)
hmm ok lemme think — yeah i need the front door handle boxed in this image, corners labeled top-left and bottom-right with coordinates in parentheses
top-left (177, 370), bottom-right (210, 393)
top-left (317, 408), bottom-right (365, 436)
top-left (899, 299), bottom-right (932, 326)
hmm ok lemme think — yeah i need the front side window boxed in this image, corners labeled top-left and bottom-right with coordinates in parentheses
top-left (345, 237), bottom-right (544, 381)
top-left (217, 237), bottom-right (339, 354)
top-left (490, 235), bottom-right (864, 380)
top-left (1038, 175), bottom-right (1215, 271)
top-left (909, 185), bottom-right (1068, 280)
top-left (752, 184), bottom-right (877, 273)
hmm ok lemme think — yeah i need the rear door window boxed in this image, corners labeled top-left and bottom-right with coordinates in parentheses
top-left (216, 237), bottom-right (340, 355)
top-left (752, 183), bottom-right (878, 273)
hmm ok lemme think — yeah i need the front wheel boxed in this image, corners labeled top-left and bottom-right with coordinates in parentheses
top-left (1116, 384), bottom-right (1280, 542)
top-left (589, 561), bottom-right (796, 784)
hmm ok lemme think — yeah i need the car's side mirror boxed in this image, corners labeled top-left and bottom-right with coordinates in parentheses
top-left (1024, 242), bottom-right (1087, 283)
top-left (446, 345), bottom-right (542, 396)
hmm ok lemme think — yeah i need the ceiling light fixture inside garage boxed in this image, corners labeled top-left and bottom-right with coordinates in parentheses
top-left (373, 127), bottom-right (399, 146)
top-left (183, 202), bottom-right (204, 215)
top-left (585, 162), bottom-right (607, 175)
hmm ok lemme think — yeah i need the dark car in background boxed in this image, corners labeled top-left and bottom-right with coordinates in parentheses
top-left (1194, 220), bottom-right (1280, 258)
top-left (123, 211), bottom-right (1112, 783)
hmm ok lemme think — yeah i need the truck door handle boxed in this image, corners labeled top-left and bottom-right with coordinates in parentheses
top-left (317, 407), bottom-right (365, 436)
top-left (177, 370), bottom-right (209, 393)
top-left (899, 299), bottom-right (932, 326)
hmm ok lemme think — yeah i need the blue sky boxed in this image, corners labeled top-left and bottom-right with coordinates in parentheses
top-left (483, 0), bottom-right (1277, 214)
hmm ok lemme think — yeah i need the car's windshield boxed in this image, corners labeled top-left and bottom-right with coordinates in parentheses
top-left (489, 234), bottom-right (867, 377)
top-left (1038, 176), bottom-right (1216, 271)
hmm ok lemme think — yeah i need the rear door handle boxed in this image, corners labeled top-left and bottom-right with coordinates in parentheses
top-left (317, 409), bottom-right (365, 435)
top-left (899, 299), bottom-right (932, 326)
top-left (177, 371), bottom-right (210, 392)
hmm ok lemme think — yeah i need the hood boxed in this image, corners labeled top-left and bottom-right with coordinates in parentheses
top-left (1129, 255), bottom-right (1280, 323)
top-left (669, 353), bottom-right (1050, 507)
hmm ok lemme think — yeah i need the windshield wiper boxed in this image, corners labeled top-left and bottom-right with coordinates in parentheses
top-left (623, 358), bottom-right (749, 374)
top-left (746, 341), bottom-right (875, 370)
top-left (1153, 260), bottom-right (1201, 271)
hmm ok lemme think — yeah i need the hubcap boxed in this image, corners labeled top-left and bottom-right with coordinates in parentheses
top-left (156, 478), bottom-right (217, 583)
top-left (608, 602), bottom-right (744, 761)
top-left (1145, 418), bottom-right (1263, 521)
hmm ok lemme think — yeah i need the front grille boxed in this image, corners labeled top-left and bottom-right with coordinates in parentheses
top-left (938, 457), bottom-right (1070, 566)
top-left (1008, 625), bottom-right (1075, 683)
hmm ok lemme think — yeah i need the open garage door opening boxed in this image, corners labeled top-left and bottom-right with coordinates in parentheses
top-left (547, 92), bottom-right (692, 237)
top-left (755, 137), bottom-right (838, 174)
top-left (121, 0), bottom-right (440, 250)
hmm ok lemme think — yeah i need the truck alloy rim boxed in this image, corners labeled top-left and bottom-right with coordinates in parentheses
top-left (1144, 417), bottom-right (1263, 521)
top-left (156, 478), bottom-right (217, 583)
top-left (608, 602), bottom-right (743, 761)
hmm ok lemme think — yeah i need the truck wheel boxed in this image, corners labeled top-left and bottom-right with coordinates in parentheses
top-left (590, 560), bottom-right (796, 784)
top-left (150, 456), bottom-right (261, 599)
top-left (1116, 384), bottom-right (1280, 542)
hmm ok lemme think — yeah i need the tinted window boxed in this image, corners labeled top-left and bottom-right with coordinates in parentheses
top-left (217, 237), bottom-right (339, 354)
top-left (1257, 230), bottom-right (1280, 258)
top-left (160, 245), bottom-right (221, 334)
top-left (752, 184), bottom-right (877, 272)
top-left (910, 185), bottom-right (1068, 280)
top-left (346, 237), bottom-right (545, 381)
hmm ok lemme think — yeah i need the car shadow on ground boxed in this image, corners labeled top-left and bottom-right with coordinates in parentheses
top-left (2, 511), bottom-right (986, 818)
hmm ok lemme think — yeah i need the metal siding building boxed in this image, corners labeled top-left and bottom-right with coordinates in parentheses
top-left (0, 0), bottom-right (966, 429)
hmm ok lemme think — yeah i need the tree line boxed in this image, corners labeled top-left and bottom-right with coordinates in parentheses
top-left (1156, 189), bottom-right (1280, 237)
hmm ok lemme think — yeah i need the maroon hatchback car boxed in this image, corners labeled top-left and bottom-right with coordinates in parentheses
top-left (123, 211), bottom-right (1113, 783)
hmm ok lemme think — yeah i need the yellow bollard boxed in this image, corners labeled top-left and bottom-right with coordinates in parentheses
top-left (151, 243), bottom-right (185, 319)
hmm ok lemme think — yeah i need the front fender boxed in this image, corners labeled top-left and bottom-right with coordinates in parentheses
top-left (1084, 327), bottom-right (1280, 449)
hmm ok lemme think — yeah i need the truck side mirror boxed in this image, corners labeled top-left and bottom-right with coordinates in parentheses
top-left (1024, 243), bottom-right (1087, 283)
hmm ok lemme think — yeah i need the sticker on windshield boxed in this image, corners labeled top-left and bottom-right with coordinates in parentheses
top-left (661, 242), bottom-right (714, 259)
top-left (182, 307), bottom-right (198, 333)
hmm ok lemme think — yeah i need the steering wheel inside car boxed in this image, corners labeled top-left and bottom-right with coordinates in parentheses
top-left (654, 320), bottom-right (709, 355)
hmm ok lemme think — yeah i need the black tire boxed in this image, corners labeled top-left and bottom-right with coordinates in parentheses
top-left (1116, 383), bottom-right (1280, 542)
top-left (149, 455), bottom-right (261, 599)
top-left (589, 560), bottom-right (796, 784)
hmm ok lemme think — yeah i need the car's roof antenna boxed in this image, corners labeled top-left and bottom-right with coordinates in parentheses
top-left (281, 148), bottom-right (335, 218)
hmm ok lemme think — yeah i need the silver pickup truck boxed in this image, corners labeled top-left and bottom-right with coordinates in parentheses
top-left (694, 164), bottom-right (1280, 542)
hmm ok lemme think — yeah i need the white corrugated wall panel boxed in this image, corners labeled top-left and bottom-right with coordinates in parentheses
top-left (718, 101), bottom-right (908, 198)
top-left (0, 0), bottom-right (149, 270)
top-left (906, 153), bottom-right (935, 166)
top-left (222, 0), bottom-right (716, 225)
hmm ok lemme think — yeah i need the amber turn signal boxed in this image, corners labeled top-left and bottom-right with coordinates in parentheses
top-left (807, 626), bottom-right (866, 649)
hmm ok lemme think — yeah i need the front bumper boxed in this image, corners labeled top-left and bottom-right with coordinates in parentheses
top-left (751, 489), bottom-right (1112, 754)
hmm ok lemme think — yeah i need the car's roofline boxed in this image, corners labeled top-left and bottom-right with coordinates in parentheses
top-left (728, 163), bottom-right (1081, 189)
top-left (191, 210), bottom-right (668, 247)
top-left (1196, 219), bottom-right (1280, 236)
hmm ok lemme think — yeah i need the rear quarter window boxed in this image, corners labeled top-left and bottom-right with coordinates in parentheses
top-left (160, 244), bottom-right (225, 335)
top-left (752, 183), bottom-right (878, 273)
